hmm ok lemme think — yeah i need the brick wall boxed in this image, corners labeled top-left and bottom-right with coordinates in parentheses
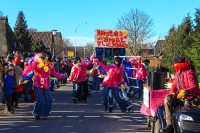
top-left (0, 17), bottom-right (18, 57)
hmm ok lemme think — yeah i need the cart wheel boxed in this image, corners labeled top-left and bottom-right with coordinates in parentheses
top-left (154, 119), bottom-right (161, 133)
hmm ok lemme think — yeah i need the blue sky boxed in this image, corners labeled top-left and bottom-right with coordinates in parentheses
top-left (1, 0), bottom-right (200, 46)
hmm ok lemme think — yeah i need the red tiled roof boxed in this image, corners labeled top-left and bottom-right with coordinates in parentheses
top-left (29, 31), bottom-right (53, 49)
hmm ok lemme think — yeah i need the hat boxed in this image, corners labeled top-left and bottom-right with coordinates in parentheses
top-left (12, 56), bottom-right (21, 65)
top-left (6, 68), bottom-right (15, 74)
top-left (143, 59), bottom-right (150, 64)
top-left (173, 56), bottom-right (185, 64)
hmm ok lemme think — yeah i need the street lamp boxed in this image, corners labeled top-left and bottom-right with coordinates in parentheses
top-left (75, 22), bottom-right (87, 57)
top-left (84, 47), bottom-right (86, 57)
top-left (52, 29), bottom-right (57, 36)
top-left (52, 29), bottom-right (57, 56)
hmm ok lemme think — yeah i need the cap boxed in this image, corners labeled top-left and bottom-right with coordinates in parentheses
top-left (173, 56), bottom-right (185, 64)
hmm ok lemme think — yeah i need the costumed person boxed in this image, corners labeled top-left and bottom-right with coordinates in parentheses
top-left (12, 55), bottom-right (23, 108)
top-left (68, 56), bottom-right (93, 103)
top-left (60, 59), bottom-right (68, 84)
top-left (21, 57), bottom-right (35, 102)
top-left (91, 57), bottom-right (101, 93)
top-left (132, 59), bottom-right (150, 99)
top-left (94, 57), bottom-right (129, 113)
top-left (126, 57), bottom-right (140, 98)
top-left (22, 51), bottom-right (66, 120)
top-left (163, 56), bottom-right (200, 132)
top-left (50, 56), bottom-right (57, 92)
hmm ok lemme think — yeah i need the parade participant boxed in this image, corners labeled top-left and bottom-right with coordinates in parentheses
top-left (22, 57), bottom-right (34, 102)
top-left (22, 51), bottom-right (66, 120)
top-left (91, 57), bottom-right (101, 92)
top-left (3, 68), bottom-right (16, 113)
top-left (163, 56), bottom-right (200, 132)
top-left (132, 59), bottom-right (150, 99)
top-left (94, 57), bottom-right (128, 113)
top-left (126, 57), bottom-right (140, 97)
top-left (68, 56), bottom-right (92, 103)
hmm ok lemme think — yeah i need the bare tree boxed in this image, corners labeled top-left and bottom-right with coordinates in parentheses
top-left (116, 8), bottom-right (155, 55)
top-left (54, 37), bottom-right (67, 56)
top-left (85, 42), bottom-right (94, 56)
top-left (63, 38), bottom-right (74, 56)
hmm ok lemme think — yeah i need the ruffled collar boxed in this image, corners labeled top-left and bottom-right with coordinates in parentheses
top-left (37, 58), bottom-right (50, 72)
top-left (172, 61), bottom-right (190, 72)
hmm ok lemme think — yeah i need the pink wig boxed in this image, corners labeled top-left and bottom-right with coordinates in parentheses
top-left (34, 53), bottom-right (42, 61)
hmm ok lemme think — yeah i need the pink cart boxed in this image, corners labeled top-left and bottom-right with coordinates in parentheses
top-left (140, 86), bottom-right (169, 132)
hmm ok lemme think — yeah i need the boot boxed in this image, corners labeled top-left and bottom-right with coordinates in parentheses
top-left (109, 107), bottom-right (112, 113)
top-left (163, 125), bottom-right (174, 133)
top-left (35, 116), bottom-right (40, 120)
top-left (73, 98), bottom-right (77, 103)
top-left (7, 107), bottom-right (14, 114)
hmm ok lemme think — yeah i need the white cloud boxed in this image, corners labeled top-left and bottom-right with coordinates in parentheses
top-left (66, 36), bottom-right (94, 46)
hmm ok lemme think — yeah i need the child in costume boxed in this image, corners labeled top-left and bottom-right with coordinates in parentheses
top-left (3, 68), bottom-right (16, 113)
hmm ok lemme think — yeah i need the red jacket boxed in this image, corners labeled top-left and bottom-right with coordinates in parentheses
top-left (23, 61), bottom-right (64, 89)
top-left (68, 59), bottom-right (92, 83)
top-left (96, 61), bottom-right (124, 88)
top-left (135, 63), bottom-right (149, 81)
top-left (170, 68), bottom-right (200, 97)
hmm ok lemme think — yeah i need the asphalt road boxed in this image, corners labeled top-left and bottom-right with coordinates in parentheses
top-left (0, 83), bottom-right (150, 133)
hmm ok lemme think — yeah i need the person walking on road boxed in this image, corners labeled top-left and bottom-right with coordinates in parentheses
top-left (68, 56), bottom-right (93, 103)
top-left (94, 57), bottom-right (129, 113)
top-left (22, 51), bottom-right (66, 120)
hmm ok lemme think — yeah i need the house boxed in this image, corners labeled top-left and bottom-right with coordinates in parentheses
top-left (29, 30), bottom-right (65, 56)
top-left (141, 40), bottom-right (165, 69)
top-left (0, 16), bottom-right (19, 57)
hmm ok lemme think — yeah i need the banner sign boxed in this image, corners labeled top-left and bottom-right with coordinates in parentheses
top-left (95, 29), bottom-right (129, 48)
top-left (67, 51), bottom-right (74, 57)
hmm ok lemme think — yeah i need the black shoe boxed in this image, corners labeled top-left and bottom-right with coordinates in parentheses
top-left (7, 108), bottom-right (14, 114)
top-left (109, 107), bottom-right (112, 113)
top-left (24, 100), bottom-right (31, 103)
top-left (35, 116), bottom-right (40, 120)
top-left (73, 99), bottom-right (77, 103)
top-left (43, 116), bottom-right (48, 120)
top-left (163, 125), bottom-right (174, 133)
